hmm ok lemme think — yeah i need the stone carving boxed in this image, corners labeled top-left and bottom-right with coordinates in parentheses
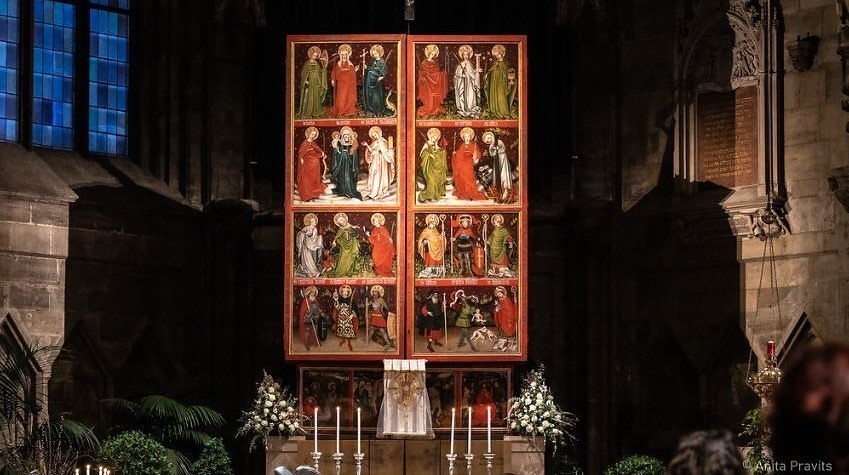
top-left (728, 0), bottom-right (761, 89)
top-left (730, 38), bottom-right (758, 89)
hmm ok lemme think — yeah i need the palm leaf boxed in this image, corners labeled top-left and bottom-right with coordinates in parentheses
top-left (60, 419), bottom-right (99, 454)
top-left (165, 447), bottom-right (192, 475)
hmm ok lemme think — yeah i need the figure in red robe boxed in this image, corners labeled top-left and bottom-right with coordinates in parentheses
top-left (493, 286), bottom-right (517, 338)
top-left (296, 126), bottom-right (326, 202)
top-left (451, 127), bottom-right (487, 200)
top-left (299, 286), bottom-right (322, 350)
top-left (328, 44), bottom-right (359, 117)
top-left (369, 212), bottom-right (395, 277)
top-left (416, 44), bottom-right (448, 117)
top-left (471, 384), bottom-right (497, 426)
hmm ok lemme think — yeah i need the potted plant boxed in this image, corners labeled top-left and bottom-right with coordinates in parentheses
top-left (506, 365), bottom-right (578, 452)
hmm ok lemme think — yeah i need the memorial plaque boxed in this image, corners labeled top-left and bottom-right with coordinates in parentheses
top-left (697, 86), bottom-right (758, 187)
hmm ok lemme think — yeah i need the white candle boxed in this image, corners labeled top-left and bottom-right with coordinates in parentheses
top-left (467, 407), bottom-right (472, 454)
top-left (75, 470), bottom-right (79, 475)
top-left (357, 407), bottom-right (362, 454)
top-left (487, 406), bottom-right (492, 453)
top-left (314, 407), bottom-right (319, 453)
top-left (98, 467), bottom-right (102, 475)
top-left (450, 408), bottom-right (456, 455)
top-left (336, 406), bottom-right (341, 454)
top-left (86, 465), bottom-right (90, 475)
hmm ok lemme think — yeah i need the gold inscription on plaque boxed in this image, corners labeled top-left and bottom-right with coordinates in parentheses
top-left (697, 86), bottom-right (758, 187)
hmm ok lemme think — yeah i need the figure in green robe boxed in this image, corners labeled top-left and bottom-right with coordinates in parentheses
top-left (329, 213), bottom-right (361, 277)
top-left (418, 127), bottom-right (447, 202)
top-left (451, 290), bottom-right (478, 352)
top-left (484, 44), bottom-right (511, 119)
top-left (486, 213), bottom-right (515, 277)
top-left (298, 46), bottom-right (328, 119)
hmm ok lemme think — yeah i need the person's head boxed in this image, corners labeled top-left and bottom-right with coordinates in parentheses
top-left (334, 212), bottom-right (349, 228)
top-left (307, 46), bottom-right (321, 60)
top-left (370, 44), bottom-right (384, 59)
top-left (369, 126), bottom-right (382, 140)
top-left (338, 44), bottom-right (352, 62)
top-left (667, 430), bottom-right (745, 475)
top-left (303, 286), bottom-right (318, 302)
top-left (491, 214), bottom-right (504, 227)
top-left (303, 213), bottom-right (318, 227)
top-left (305, 126), bottom-right (319, 141)
top-left (426, 127), bottom-right (441, 145)
top-left (482, 131), bottom-right (495, 145)
top-left (370, 212), bottom-right (385, 227)
top-left (494, 286), bottom-right (506, 299)
top-left (430, 292), bottom-right (439, 303)
top-left (424, 44), bottom-right (439, 60)
top-left (458, 44), bottom-right (473, 60)
top-left (340, 126), bottom-right (354, 145)
top-left (459, 214), bottom-right (472, 228)
top-left (770, 342), bottom-right (849, 471)
top-left (338, 285), bottom-right (352, 298)
top-left (491, 44), bottom-right (506, 60)
top-left (425, 213), bottom-right (440, 229)
top-left (460, 127), bottom-right (475, 144)
top-left (370, 285), bottom-right (384, 298)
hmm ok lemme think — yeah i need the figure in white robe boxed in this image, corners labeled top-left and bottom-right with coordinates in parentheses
top-left (362, 126), bottom-right (395, 200)
top-left (453, 45), bottom-right (481, 118)
top-left (295, 213), bottom-right (324, 278)
top-left (482, 132), bottom-right (514, 201)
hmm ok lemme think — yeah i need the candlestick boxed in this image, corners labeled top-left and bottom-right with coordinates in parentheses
top-left (311, 450), bottom-right (322, 472)
top-left (353, 452), bottom-right (365, 475)
top-left (357, 407), bottom-right (362, 454)
top-left (446, 453), bottom-right (458, 475)
top-left (467, 407), bottom-right (472, 454)
top-left (484, 452), bottom-right (495, 475)
top-left (336, 406), bottom-right (340, 455)
top-left (450, 407), bottom-right (456, 455)
top-left (464, 452), bottom-right (475, 474)
top-left (314, 407), bottom-right (319, 453)
top-left (487, 406), bottom-right (492, 453)
top-left (333, 451), bottom-right (344, 475)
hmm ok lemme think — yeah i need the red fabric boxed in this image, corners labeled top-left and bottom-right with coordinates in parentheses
top-left (329, 61), bottom-right (358, 117)
top-left (451, 143), bottom-right (487, 200)
top-left (296, 140), bottom-right (325, 201)
top-left (417, 60), bottom-right (447, 116)
top-left (299, 299), bottom-right (318, 348)
top-left (369, 226), bottom-right (395, 276)
top-left (369, 308), bottom-right (387, 328)
top-left (471, 388), bottom-right (496, 426)
top-left (494, 295), bottom-right (517, 337)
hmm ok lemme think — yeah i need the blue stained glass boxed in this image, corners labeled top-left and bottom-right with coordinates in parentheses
top-left (0, 0), bottom-right (17, 141)
top-left (33, 0), bottom-right (74, 149)
top-left (89, 7), bottom-right (128, 155)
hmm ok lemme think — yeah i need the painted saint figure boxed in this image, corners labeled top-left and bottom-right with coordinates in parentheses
top-left (331, 126), bottom-right (362, 200)
top-left (298, 46), bottom-right (328, 118)
top-left (454, 44), bottom-right (481, 118)
top-left (482, 131), bottom-right (514, 202)
top-left (417, 44), bottom-right (448, 117)
top-left (367, 285), bottom-right (394, 350)
top-left (452, 214), bottom-right (480, 277)
top-left (296, 126), bottom-right (326, 202)
top-left (417, 213), bottom-right (445, 278)
top-left (299, 286), bottom-right (323, 350)
top-left (361, 126), bottom-right (395, 200)
top-left (451, 127), bottom-right (487, 200)
top-left (421, 292), bottom-right (445, 352)
top-left (493, 285), bottom-right (517, 341)
top-left (332, 284), bottom-right (358, 351)
top-left (368, 212), bottom-right (395, 277)
top-left (328, 212), bottom-right (361, 278)
top-left (363, 44), bottom-right (390, 116)
top-left (295, 213), bottom-right (323, 278)
top-left (328, 44), bottom-right (359, 117)
top-left (418, 127), bottom-right (447, 202)
top-left (487, 214), bottom-right (515, 278)
top-left (484, 44), bottom-right (511, 119)
top-left (450, 290), bottom-right (479, 351)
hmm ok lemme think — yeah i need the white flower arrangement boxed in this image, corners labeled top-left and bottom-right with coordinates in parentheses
top-left (237, 371), bottom-right (307, 451)
top-left (506, 365), bottom-right (577, 452)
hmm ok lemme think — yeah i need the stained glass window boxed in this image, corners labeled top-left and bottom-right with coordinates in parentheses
top-left (88, 5), bottom-right (127, 155)
top-left (0, 0), bottom-right (19, 141)
top-left (32, 0), bottom-right (75, 149)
